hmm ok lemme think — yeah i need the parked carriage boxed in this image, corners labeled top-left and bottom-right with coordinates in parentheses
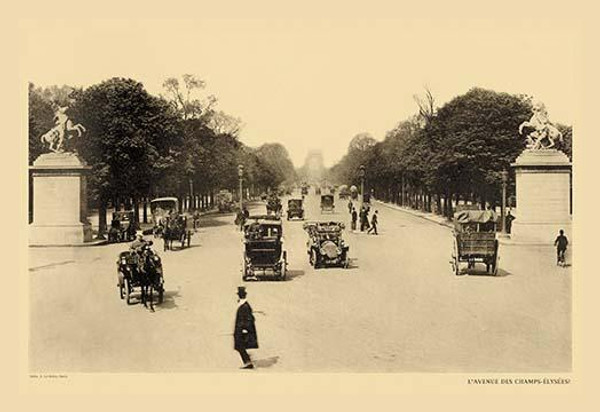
top-left (450, 210), bottom-right (500, 276)
top-left (116, 241), bottom-right (164, 310)
top-left (242, 216), bottom-right (287, 281)
top-left (107, 210), bottom-right (136, 243)
top-left (320, 194), bottom-right (335, 212)
top-left (303, 221), bottom-right (350, 269)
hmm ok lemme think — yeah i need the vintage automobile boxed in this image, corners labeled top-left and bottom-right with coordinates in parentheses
top-left (338, 185), bottom-right (350, 199)
top-left (150, 197), bottom-right (179, 237)
top-left (303, 221), bottom-right (350, 268)
top-left (242, 216), bottom-right (287, 281)
top-left (286, 198), bottom-right (304, 220)
top-left (116, 240), bottom-right (164, 309)
top-left (216, 189), bottom-right (235, 212)
top-left (266, 195), bottom-right (283, 217)
top-left (450, 209), bottom-right (500, 276)
top-left (108, 210), bottom-right (137, 243)
top-left (320, 194), bottom-right (335, 212)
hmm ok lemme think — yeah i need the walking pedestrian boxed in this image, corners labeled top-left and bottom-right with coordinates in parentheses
top-left (351, 207), bottom-right (357, 231)
top-left (348, 199), bottom-right (353, 214)
top-left (359, 207), bottom-right (366, 231)
top-left (234, 286), bottom-right (258, 369)
top-left (367, 210), bottom-right (379, 235)
top-left (554, 229), bottom-right (569, 266)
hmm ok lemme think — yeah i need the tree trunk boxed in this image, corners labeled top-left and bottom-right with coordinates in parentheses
top-left (98, 199), bottom-right (107, 239)
top-left (142, 197), bottom-right (148, 224)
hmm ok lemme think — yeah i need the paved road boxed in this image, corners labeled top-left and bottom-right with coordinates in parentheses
top-left (29, 193), bottom-right (571, 372)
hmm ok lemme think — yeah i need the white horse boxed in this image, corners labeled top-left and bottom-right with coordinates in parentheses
top-left (39, 106), bottom-right (86, 153)
top-left (518, 101), bottom-right (563, 150)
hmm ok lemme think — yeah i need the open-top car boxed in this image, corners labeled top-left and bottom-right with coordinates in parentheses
top-left (286, 198), bottom-right (304, 220)
top-left (320, 194), bottom-right (335, 213)
top-left (108, 210), bottom-right (136, 243)
top-left (242, 216), bottom-right (287, 281)
top-left (450, 209), bottom-right (499, 276)
top-left (303, 221), bottom-right (349, 268)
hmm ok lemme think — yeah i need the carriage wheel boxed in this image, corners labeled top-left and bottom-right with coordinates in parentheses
top-left (124, 278), bottom-right (132, 305)
top-left (119, 280), bottom-right (124, 300)
top-left (492, 240), bottom-right (499, 276)
top-left (452, 239), bottom-right (461, 276)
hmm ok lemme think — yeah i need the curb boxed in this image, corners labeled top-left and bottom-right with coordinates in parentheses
top-left (29, 239), bottom-right (108, 248)
top-left (374, 200), bottom-right (453, 229)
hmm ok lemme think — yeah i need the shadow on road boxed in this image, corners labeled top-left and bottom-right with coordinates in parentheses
top-left (156, 290), bottom-right (180, 310)
top-left (254, 356), bottom-right (279, 369)
top-left (463, 267), bottom-right (513, 278)
top-left (200, 215), bottom-right (233, 228)
top-left (286, 270), bottom-right (305, 281)
top-left (162, 244), bottom-right (203, 253)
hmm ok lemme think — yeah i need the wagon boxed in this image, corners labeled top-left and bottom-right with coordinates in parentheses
top-left (242, 217), bottom-right (287, 281)
top-left (450, 210), bottom-right (500, 276)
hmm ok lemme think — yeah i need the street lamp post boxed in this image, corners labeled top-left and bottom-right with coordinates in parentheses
top-left (238, 164), bottom-right (244, 212)
top-left (359, 164), bottom-right (366, 211)
top-left (501, 169), bottom-right (508, 235)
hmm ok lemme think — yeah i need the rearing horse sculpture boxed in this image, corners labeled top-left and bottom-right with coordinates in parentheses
top-left (518, 101), bottom-right (563, 150)
top-left (39, 106), bottom-right (86, 153)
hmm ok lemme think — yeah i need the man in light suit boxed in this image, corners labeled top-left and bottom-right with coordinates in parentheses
top-left (234, 286), bottom-right (258, 369)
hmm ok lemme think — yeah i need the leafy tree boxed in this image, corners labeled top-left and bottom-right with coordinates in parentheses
top-left (69, 77), bottom-right (182, 234)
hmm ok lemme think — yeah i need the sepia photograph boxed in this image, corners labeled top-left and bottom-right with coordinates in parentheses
top-left (7, 0), bottom-right (600, 407)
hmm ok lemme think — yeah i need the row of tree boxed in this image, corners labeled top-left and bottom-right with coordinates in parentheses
top-left (28, 76), bottom-right (297, 234)
top-left (328, 87), bottom-right (573, 218)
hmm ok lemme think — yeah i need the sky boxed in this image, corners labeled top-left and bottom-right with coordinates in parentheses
top-left (19, 10), bottom-right (582, 168)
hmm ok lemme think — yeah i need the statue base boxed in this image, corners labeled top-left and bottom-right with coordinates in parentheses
top-left (510, 149), bottom-right (572, 244)
top-left (29, 153), bottom-right (93, 246)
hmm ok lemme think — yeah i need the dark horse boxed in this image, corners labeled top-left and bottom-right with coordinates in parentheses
top-left (162, 216), bottom-right (189, 251)
top-left (138, 248), bottom-right (164, 312)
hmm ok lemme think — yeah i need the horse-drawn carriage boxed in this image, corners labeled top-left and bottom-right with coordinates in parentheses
top-left (150, 197), bottom-right (193, 250)
top-left (150, 197), bottom-right (179, 237)
top-left (116, 241), bottom-right (164, 311)
top-left (242, 216), bottom-right (287, 281)
top-left (162, 214), bottom-right (193, 251)
top-left (303, 221), bottom-right (350, 269)
top-left (108, 210), bottom-right (136, 243)
top-left (286, 198), bottom-right (304, 220)
top-left (450, 210), bottom-right (500, 276)
top-left (320, 194), bottom-right (335, 213)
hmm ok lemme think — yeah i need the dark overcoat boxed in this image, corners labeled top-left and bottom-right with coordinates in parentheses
top-left (234, 301), bottom-right (258, 350)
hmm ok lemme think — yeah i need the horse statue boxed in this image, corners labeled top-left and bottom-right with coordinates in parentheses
top-left (518, 101), bottom-right (563, 150)
top-left (39, 106), bottom-right (86, 153)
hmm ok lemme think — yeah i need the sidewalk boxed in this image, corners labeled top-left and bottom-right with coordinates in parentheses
top-left (373, 199), bottom-right (453, 229)
top-left (374, 199), bottom-right (572, 273)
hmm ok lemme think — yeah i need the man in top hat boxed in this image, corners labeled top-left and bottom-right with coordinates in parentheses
top-left (234, 286), bottom-right (258, 369)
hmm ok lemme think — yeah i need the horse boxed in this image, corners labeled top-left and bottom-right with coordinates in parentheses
top-left (137, 249), bottom-right (164, 312)
top-left (162, 216), bottom-right (187, 251)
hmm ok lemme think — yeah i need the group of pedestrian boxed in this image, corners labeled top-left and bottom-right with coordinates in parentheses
top-left (348, 200), bottom-right (378, 235)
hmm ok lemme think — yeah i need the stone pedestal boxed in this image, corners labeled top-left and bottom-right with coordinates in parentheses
top-left (29, 153), bottom-right (93, 245)
top-left (510, 149), bottom-right (572, 244)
